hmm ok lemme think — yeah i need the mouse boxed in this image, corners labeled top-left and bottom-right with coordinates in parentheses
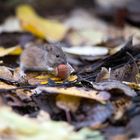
top-left (19, 43), bottom-right (74, 79)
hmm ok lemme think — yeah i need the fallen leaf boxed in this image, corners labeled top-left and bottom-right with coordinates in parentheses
top-left (16, 5), bottom-right (68, 42)
top-left (9, 46), bottom-right (23, 55)
top-left (0, 17), bottom-right (22, 33)
top-left (0, 66), bottom-right (13, 80)
top-left (123, 81), bottom-right (140, 90)
top-left (76, 103), bottom-right (114, 129)
top-left (16, 89), bottom-right (33, 101)
top-left (91, 80), bottom-right (137, 97)
top-left (112, 97), bottom-right (131, 121)
top-left (34, 86), bottom-right (110, 103)
top-left (0, 106), bottom-right (95, 140)
top-left (109, 44), bottom-right (124, 55)
top-left (62, 45), bottom-right (108, 56)
top-left (56, 94), bottom-right (80, 112)
top-left (0, 45), bottom-right (22, 57)
top-left (0, 81), bottom-right (16, 89)
top-left (30, 73), bottom-right (77, 85)
top-left (96, 67), bottom-right (110, 82)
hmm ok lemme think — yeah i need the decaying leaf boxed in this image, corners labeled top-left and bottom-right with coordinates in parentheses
top-left (33, 86), bottom-right (110, 103)
top-left (123, 81), bottom-right (140, 90)
top-left (111, 63), bottom-right (139, 83)
top-left (76, 103), bottom-right (114, 129)
top-left (111, 97), bottom-right (131, 123)
top-left (0, 45), bottom-right (22, 57)
top-left (0, 66), bottom-right (13, 80)
top-left (96, 67), bottom-right (110, 82)
top-left (16, 89), bottom-right (33, 101)
top-left (16, 5), bottom-right (68, 42)
top-left (91, 80), bottom-right (137, 97)
top-left (0, 81), bottom-right (16, 89)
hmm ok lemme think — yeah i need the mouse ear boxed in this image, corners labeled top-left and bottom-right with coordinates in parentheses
top-left (45, 44), bottom-right (53, 51)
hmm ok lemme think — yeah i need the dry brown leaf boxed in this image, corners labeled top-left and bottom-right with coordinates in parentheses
top-left (0, 66), bottom-right (13, 80)
top-left (0, 81), bottom-right (16, 89)
top-left (16, 89), bottom-right (33, 101)
top-left (123, 81), bottom-right (140, 90)
top-left (96, 67), bottom-right (110, 82)
top-left (91, 80), bottom-right (137, 97)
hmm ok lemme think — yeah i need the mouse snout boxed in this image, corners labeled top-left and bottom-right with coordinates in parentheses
top-left (59, 59), bottom-right (67, 65)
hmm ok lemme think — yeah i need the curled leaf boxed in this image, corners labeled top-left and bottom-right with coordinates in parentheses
top-left (123, 81), bottom-right (140, 90)
top-left (33, 86), bottom-right (110, 103)
top-left (91, 80), bottom-right (137, 97)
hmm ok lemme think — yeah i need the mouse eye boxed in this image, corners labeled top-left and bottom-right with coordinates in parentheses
top-left (56, 54), bottom-right (60, 58)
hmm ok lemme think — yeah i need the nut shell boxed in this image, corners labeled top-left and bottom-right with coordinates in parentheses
top-left (55, 64), bottom-right (69, 79)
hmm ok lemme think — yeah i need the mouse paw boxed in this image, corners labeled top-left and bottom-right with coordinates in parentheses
top-left (32, 87), bottom-right (42, 95)
top-left (19, 70), bottom-right (26, 79)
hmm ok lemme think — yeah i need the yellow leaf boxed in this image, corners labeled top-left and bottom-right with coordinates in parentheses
top-left (35, 86), bottom-right (107, 103)
top-left (16, 5), bottom-right (68, 42)
top-left (9, 46), bottom-right (22, 55)
top-left (56, 94), bottom-right (80, 112)
top-left (123, 81), bottom-right (140, 90)
top-left (35, 74), bottom-right (77, 84)
top-left (0, 46), bottom-right (22, 57)
top-left (0, 81), bottom-right (16, 89)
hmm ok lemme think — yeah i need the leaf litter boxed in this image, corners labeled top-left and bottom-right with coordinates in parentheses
top-left (0, 1), bottom-right (140, 140)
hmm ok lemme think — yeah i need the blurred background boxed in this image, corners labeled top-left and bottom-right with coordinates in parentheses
top-left (0, 0), bottom-right (140, 27)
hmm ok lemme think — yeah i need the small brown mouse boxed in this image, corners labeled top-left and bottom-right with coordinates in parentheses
top-left (20, 43), bottom-right (74, 78)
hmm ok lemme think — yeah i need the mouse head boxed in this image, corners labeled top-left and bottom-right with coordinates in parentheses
top-left (44, 44), bottom-right (67, 67)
